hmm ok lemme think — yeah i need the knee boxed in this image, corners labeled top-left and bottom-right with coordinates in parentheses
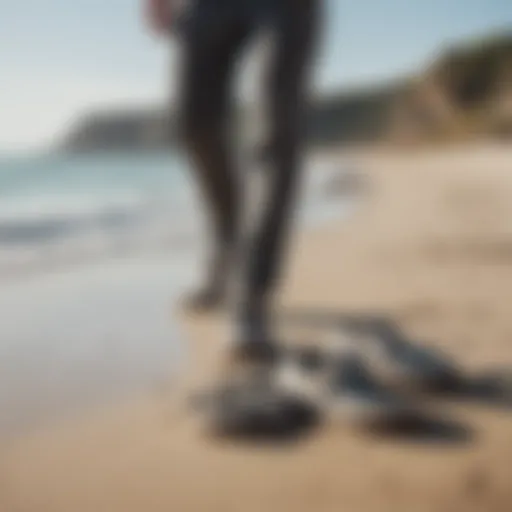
top-left (179, 106), bottom-right (221, 150)
top-left (269, 106), bottom-right (304, 151)
top-left (267, 119), bottom-right (302, 161)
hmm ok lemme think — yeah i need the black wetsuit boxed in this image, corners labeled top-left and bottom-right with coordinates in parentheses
top-left (178, 0), bottom-right (322, 336)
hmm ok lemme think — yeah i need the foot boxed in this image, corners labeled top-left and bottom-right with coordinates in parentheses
top-left (226, 339), bottom-right (280, 371)
top-left (182, 286), bottom-right (225, 313)
top-left (225, 304), bottom-right (280, 372)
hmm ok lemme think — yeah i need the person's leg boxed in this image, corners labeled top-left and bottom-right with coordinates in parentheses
top-left (237, 0), bottom-right (322, 355)
top-left (178, 1), bottom-right (252, 311)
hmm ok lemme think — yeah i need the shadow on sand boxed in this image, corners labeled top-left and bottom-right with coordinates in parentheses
top-left (281, 307), bottom-right (512, 409)
top-left (191, 308), bottom-right (512, 447)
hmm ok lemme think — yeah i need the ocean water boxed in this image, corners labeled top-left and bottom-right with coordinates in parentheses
top-left (0, 152), bottom-right (194, 276)
top-left (0, 151), bottom-right (348, 279)
top-left (0, 151), bottom-right (351, 436)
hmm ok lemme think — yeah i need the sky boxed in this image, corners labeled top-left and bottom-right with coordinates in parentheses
top-left (0, 0), bottom-right (511, 152)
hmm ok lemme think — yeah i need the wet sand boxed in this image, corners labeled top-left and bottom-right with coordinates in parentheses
top-left (2, 143), bottom-right (512, 512)
top-left (0, 257), bottom-right (191, 438)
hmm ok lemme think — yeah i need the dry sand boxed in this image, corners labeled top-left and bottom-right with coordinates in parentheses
top-left (2, 143), bottom-right (512, 512)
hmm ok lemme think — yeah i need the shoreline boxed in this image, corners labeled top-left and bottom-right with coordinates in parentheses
top-left (2, 143), bottom-right (512, 512)
top-left (0, 151), bottom-right (353, 441)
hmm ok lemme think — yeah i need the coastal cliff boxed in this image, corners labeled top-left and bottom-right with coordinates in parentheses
top-left (61, 31), bottom-right (511, 152)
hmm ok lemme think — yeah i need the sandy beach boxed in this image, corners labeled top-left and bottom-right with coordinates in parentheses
top-left (2, 143), bottom-right (512, 512)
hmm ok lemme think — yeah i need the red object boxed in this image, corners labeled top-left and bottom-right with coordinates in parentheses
top-left (145, 0), bottom-right (173, 35)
